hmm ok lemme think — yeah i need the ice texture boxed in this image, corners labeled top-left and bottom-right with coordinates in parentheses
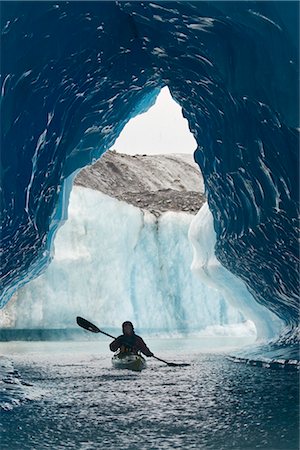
top-left (1, 2), bottom-right (299, 354)
top-left (2, 187), bottom-right (251, 336)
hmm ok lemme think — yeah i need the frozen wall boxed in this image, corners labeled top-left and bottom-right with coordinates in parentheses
top-left (1, 2), bottom-right (298, 351)
top-left (189, 203), bottom-right (283, 340)
top-left (1, 187), bottom-right (251, 337)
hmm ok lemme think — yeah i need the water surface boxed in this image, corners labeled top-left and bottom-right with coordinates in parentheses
top-left (1, 338), bottom-right (298, 450)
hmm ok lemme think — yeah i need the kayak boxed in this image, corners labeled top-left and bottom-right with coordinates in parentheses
top-left (112, 352), bottom-right (147, 371)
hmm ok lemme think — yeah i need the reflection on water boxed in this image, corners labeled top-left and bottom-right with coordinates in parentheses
top-left (1, 338), bottom-right (299, 450)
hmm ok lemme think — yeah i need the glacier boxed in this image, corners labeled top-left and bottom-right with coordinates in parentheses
top-left (1, 147), bottom-right (260, 339)
top-left (1, 2), bottom-right (299, 360)
top-left (1, 186), bottom-right (254, 337)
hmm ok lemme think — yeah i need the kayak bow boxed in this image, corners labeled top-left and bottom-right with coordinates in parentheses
top-left (112, 352), bottom-right (147, 372)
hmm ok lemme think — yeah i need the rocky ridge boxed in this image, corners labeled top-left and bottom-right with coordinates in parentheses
top-left (75, 150), bottom-right (206, 216)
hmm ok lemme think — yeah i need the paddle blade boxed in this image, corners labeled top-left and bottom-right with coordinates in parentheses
top-left (76, 316), bottom-right (100, 333)
top-left (167, 362), bottom-right (190, 367)
top-left (153, 356), bottom-right (190, 367)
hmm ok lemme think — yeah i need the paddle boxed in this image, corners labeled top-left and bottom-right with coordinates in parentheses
top-left (76, 316), bottom-right (190, 367)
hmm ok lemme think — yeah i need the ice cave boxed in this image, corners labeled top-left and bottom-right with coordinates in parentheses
top-left (1, 1), bottom-right (299, 363)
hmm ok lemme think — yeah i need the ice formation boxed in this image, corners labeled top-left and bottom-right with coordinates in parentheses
top-left (1, 3), bottom-right (299, 358)
top-left (2, 187), bottom-right (255, 338)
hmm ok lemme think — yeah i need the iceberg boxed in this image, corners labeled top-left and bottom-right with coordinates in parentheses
top-left (1, 2), bottom-right (299, 359)
top-left (2, 185), bottom-right (253, 337)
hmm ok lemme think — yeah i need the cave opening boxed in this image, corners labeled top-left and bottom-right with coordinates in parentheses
top-left (0, 86), bottom-right (256, 346)
top-left (113, 86), bottom-right (197, 156)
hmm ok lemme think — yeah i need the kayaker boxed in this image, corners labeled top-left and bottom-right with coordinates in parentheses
top-left (109, 321), bottom-right (154, 357)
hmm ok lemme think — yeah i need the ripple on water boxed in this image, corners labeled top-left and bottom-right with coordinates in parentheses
top-left (0, 357), bottom-right (36, 412)
top-left (0, 343), bottom-right (299, 450)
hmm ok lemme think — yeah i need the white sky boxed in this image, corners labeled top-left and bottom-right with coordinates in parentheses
top-left (112, 86), bottom-right (197, 155)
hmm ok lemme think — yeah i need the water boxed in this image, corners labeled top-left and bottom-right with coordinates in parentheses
top-left (1, 338), bottom-right (299, 450)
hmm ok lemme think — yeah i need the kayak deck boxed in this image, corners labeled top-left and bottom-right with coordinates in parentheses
top-left (112, 353), bottom-right (147, 371)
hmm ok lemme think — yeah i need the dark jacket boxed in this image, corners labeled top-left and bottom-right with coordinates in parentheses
top-left (109, 333), bottom-right (153, 357)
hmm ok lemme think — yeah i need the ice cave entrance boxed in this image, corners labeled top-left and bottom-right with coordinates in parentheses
top-left (113, 86), bottom-right (197, 156)
top-left (2, 86), bottom-right (256, 342)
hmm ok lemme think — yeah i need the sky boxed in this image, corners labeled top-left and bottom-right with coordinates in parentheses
top-left (112, 86), bottom-right (197, 155)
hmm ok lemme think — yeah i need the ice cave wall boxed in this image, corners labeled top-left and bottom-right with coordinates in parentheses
top-left (1, 2), bottom-right (299, 339)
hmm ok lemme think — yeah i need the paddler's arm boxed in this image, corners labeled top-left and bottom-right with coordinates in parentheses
top-left (109, 336), bottom-right (121, 352)
top-left (135, 336), bottom-right (154, 357)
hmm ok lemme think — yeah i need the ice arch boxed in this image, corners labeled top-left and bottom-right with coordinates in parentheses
top-left (1, 2), bottom-right (299, 346)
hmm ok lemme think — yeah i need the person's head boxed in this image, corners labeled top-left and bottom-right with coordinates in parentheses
top-left (122, 321), bottom-right (134, 336)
